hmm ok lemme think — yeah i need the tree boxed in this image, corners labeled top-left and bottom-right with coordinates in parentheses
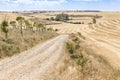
top-left (42, 26), bottom-right (46, 32)
top-left (24, 20), bottom-right (31, 30)
top-left (34, 22), bottom-right (44, 32)
top-left (1, 20), bottom-right (9, 39)
top-left (47, 27), bottom-right (54, 32)
top-left (16, 16), bottom-right (25, 37)
top-left (55, 13), bottom-right (69, 22)
top-left (28, 19), bottom-right (34, 31)
top-left (33, 22), bottom-right (38, 31)
top-left (37, 23), bottom-right (45, 32)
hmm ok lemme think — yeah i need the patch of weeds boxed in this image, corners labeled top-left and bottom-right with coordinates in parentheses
top-left (77, 32), bottom-right (85, 39)
top-left (1, 43), bottom-right (13, 56)
top-left (114, 70), bottom-right (120, 80)
top-left (66, 41), bottom-right (75, 54)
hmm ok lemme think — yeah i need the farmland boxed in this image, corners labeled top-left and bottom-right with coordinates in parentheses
top-left (0, 11), bottom-right (120, 80)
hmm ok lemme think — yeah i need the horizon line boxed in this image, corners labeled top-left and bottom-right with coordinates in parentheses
top-left (0, 10), bottom-right (120, 12)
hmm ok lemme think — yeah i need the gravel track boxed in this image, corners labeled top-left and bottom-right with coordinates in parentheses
top-left (0, 35), bottom-right (68, 80)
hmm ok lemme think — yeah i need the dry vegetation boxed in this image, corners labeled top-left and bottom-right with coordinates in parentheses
top-left (37, 11), bottom-right (120, 80)
top-left (0, 13), bottom-right (57, 59)
top-left (43, 33), bottom-right (120, 80)
top-left (0, 11), bottom-right (120, 80)
top-left (0, 29), bottom-right (57, 58)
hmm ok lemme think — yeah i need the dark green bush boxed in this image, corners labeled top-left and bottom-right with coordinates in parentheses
top-left (55, 13), bottom-right (69, 22)
top-left (66, 41), bottom-right (75, 54)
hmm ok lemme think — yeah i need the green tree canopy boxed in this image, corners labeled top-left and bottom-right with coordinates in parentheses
top-left (16, 16), bottom-right (25, 37)
top-left (1, 20), bottom-right (9, 39)
top-left (55, 13), bottom-right (69, 22)
top-left (9, 21), bottom-right (16, 28)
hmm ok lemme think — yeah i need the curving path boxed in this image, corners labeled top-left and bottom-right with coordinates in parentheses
top-left (0, 35), bottom-right (68, 80)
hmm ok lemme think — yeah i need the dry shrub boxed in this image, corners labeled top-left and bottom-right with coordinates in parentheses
top-left (0, 28), bottom-right (57, 58)
top-left (43, 33), bottom-right (119, 80)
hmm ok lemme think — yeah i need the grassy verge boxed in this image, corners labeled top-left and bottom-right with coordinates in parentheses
top-left (0, 29), bottom-right (58, 59)
top-left (43, 33), bottom-right (120, 80)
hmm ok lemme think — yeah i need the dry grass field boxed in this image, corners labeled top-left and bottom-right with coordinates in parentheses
top-left (0, 12), bottom-right (58, 58)
top-left (0, 11), bottom-right (120, 80)
top-left (44, 11), bottom-right (120, 80)
top-left (0, 12), bottom-right (30, 23)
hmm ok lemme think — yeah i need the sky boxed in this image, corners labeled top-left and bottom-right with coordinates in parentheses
top-left (0, 0), bottom-right (120, 11)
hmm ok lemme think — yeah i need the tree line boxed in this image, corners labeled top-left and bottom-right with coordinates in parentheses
top-left (0, 16), bottom-right (54, 40)
top-left (46, 13), bottom-right (69, 22)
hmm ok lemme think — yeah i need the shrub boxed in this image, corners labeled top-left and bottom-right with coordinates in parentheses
top-left (50, 17), bottom-right (55, 21)
top-left (76, 52), bottom-right (89, 73)
top-left (46, 18), bottom-right (50, 20)
top-left (66, 41), bottom-right (75, 54)
top-left (47, 27), bottom-right (54, 31)
top-left (72, 37), bottom-right (79, 42)
top-left (75, 44), bottom-right (80, 50)
top-left (55, 29), bottom-right (59, 31)
top-left (77, 32), bottom-right (85, 39)
top-left (1, 20), bottom-right (9, 39)
top-left (93, 18), bottom-right (96, 24)
top-left (82, 22), bottom-right (84, 24)
top-left (77, 54), bottom-right (88, 67)
top-left (1, 43), bottom-right (12, 56)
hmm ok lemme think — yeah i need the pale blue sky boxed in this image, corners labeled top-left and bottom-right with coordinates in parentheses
top-left (0, 0), bottom-right (120, 11)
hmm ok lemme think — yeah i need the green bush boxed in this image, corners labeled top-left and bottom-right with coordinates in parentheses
top-left (76, 52), bottom-right (88, 73)
top-left (1, 43), bottom-right (12, 56)
top-left (1, 20), bottom-right (9, 39)
top-left (66, 41), bottom-right (75, 54)
top-left (55, 13), bottom-right (69, 22)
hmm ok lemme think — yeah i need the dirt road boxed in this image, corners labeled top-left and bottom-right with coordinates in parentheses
top-left (0, 35), bottom-right (68, 80)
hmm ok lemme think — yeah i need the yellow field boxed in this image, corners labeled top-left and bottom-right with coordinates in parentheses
top-left (0, 11), bottom-right (120, 80)
top-left (46, 12), bottom-right (120, 70)
top-left (0, 12), bottom-right (30, 23)
top-left (0, 11), bottom-right (120, 69)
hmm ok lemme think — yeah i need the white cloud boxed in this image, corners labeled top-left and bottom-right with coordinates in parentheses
top-left (0, 0), bottom-right (67, 10)
top-left (73, 0), bottom-right (100, 1)
top-left (1, 0), bottom-right (66, 5)
top-left (0, 0), bottom-right (9, 2)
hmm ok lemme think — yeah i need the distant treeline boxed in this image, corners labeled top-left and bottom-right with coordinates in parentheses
top-left (70, 15), bottom-right (102, 18)
top-left (79, 10), bottom-right (100, 12)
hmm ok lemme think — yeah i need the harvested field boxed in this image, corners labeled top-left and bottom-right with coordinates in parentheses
top-left (0, 11), bottom-right (120, 80)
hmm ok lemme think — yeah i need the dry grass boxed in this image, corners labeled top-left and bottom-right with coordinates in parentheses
top-left (0, 12), bottom-right (30, 23)
top-left (43, 33), bottom-right (120, 80)
top-left (0, 12), bottom-right (58, 59)
top-left (0, 28), bottom-right (57, 59)
top-left (0, 11), bottom-right (120, 79)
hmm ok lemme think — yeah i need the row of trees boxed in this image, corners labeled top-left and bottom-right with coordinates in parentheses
top-left (0, 16), bottom-right (53, 40)
top-left (46, 13), bottom-right (69, 22)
